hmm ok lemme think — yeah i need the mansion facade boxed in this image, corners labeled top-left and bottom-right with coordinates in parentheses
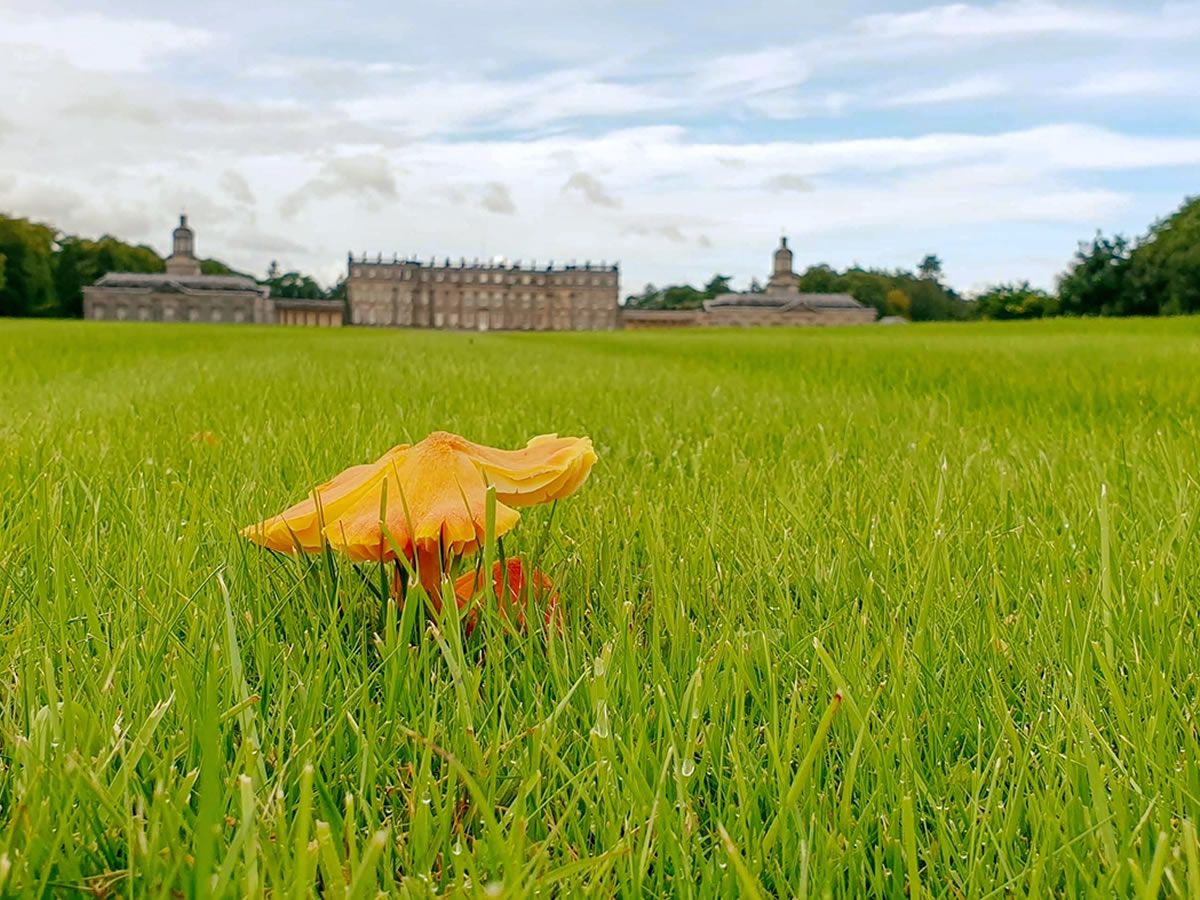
top-left (83, 217), bottom-right (343, 327)
top-left (346, 255), bottom-right (620, 331)
top-left (622, 237), bottom-right (876, 329)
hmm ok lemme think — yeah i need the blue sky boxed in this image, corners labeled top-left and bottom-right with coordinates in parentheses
top-left (2, 0), bottom-right (1199, 294)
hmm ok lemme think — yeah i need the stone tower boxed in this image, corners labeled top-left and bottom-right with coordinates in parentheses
top-left (165, 215), bottom-right (202, 276)
top-left (767, 235), bottom-right (797, 293)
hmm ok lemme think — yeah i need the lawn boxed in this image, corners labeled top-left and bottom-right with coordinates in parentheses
top-left (1, 317), bottom-right (1199, 897)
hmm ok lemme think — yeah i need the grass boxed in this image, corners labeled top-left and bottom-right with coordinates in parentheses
top-left (1, 316), bottom-right (1199, 897)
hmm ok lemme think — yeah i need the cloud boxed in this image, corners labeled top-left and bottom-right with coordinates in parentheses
top-left (0, 11), bottom-right (215, 73)
top-left (480, 182), bottom-right (516, 215)
top-left (697, 47), bottom-right (808, 96)
top-left (220, 171), bottom-right (256, 206)
top-left (1061, 69), bottom-right (1188, 98)
top-left (855, 1), bottom-right (1200, 41)
top-left (561, 172), bottom-right (621, 208)
top-left (280, 155), bottom-right (398, 219)
top-left (623, 224), bottom-right (690, 244)
top-left (59, 93), bottom-right (162, 125)
top-left (763, 174), bottom-right (814, 193)
top-left (8, 181), bottom-right (88, 223)
top-left (881, 75), bottom-right (1011, 107)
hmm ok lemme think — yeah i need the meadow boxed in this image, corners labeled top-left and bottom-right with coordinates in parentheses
top-left (1, 316), bottom-right (1199, 897)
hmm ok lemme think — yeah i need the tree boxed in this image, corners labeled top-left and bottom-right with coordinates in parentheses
top-left (265, 270), bottom-right (325, 300)
top-left (1056, 232), bottom-right (1132, 317)
top-left (624, 283), bottom-right (661, 309)
top-left (885, 288), bottom-right (912, 319)
top-left (975, 282), bottom-right (1058, 320)
top-left (702, 274), bottom-right (732, 298)
top-left (918, 254), bottom-right (943, 280)
top-left (747, 277), bottom-right (765, 293)
top-left (1125, 195), bottom-right (1200, 316)
top-left (0, 215), bottom-right (57, 316)
top-left (797, 264), bottom-right (842, 293)
top-left (660, 284), bottom-right (706, 309)
top-left (200, 258), bottom-right (254, 278)
top-left (53, 235), bottom-right (163, 318)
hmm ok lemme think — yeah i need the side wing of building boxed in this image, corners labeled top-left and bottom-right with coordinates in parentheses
top-left (346, 258), bottom-right (619, 331)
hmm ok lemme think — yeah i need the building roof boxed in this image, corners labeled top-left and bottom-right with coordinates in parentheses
top-left (705, 290), bottom-right (865, 312)
top-left (92, 272), bottom-right (264, 295)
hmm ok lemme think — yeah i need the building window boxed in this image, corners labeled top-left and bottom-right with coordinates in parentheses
top-left (189, 308), bottom-right (200, 322)
top-left (368, 269), bottom-right (376, 278)
top-left (138, 307), bottom-right (150, 321)
top-left (211, 308), bottom-right (222, 322)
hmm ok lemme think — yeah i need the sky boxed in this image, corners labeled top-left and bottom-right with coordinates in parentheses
top-left (2, 0), bottom-right (1199, 295)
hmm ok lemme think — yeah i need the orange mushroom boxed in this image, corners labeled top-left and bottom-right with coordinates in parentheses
top-left (242, 431), bottom-right (595, 588)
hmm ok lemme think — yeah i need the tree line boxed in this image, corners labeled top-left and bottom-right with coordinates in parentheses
top-left (3, 194), bottom-right (1197, 321)
top-left (0, 214), bottom-right (343, 318)
top-left (626, 195), bottom-right (1200, 321)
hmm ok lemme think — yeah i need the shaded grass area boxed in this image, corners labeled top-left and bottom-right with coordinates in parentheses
top-left (1, 316), bottom-right (1199, 896)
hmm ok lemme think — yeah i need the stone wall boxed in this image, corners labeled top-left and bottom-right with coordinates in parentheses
top-left (619, 306), bottom-right (877, 329)
top-left (619, 309), bottom-right (704, 329)
top-left (276, 305), bottom-right (344, 327)
top-left (83, 288), bottom-right (271, 324)
top-left (347, 259), bottom-right (619, 331)
top-left (705, 307), bottom-right (876, 327)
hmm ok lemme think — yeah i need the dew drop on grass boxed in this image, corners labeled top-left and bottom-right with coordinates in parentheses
top-left (680, 757), bottom-right (696, 778)
top-left (452, 839), bottom-right (463, 856)
top-left (420, 788), bottom-right (432, 806)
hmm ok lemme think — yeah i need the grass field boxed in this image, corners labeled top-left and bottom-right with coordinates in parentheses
top-left (2, 317), bottom-right (1200, 897)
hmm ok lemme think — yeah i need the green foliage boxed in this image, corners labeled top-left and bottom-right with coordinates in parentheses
top-left (0, 215), bottom-right (57, 316)
top-left (265, 271), bottom-right (326, 300)
top-left (799, 262), bottom-right (968, 321)
top-left (1126, 195), bottom-right (1200, 316)
top-left (200, 258), bottom-right (255, 279)
top-left (918, 253), bottom-right (943, 280)
top-left (2, 318), bottom-right (1200, 894)
top-left (54, 235), bottom-right (164, 318)
top-left (885, 288), bottom-right (911, 319)
top-left (702, 273), bottom-right (733, 297)
top-left (1057, 233), bottom-right (1133, 317)
top-left (625, 274), bottom-right (735, 310)
top-left (974, 281), bottom-right (1058, 320)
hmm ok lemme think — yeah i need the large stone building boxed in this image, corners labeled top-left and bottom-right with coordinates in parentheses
top-left (84, 217), bottom-right (276, 324)
top-left (621, 237), bottom-right (876, 328)
top-left (346, 254), bottom-right (619, 330)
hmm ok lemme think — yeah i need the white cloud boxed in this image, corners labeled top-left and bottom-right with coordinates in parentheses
top-left (881, 75), bottom-right (1011, 107)
top-left (1061, 69), bottom-right (1189, 97)
top-left (856, 1), bottom-right (1200, 41)
top-left (279, 155), bottom-right (398, 219)
top-left (0, 11), bottom-right (215, 73)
